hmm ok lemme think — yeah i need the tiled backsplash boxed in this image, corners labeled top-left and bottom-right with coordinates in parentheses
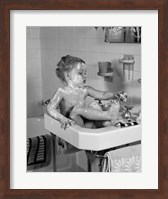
top-left (27, 27), bottom-right (141, 117)
top-left (27, 27), bottom-right (43, 117)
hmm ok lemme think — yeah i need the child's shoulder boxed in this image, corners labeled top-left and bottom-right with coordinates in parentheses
top-left (57, 87), bottom-right (72, 95)
top-left (54, 87), bottom-right (65, 96)
top-left (55, 87), bottom-right (64, 93)
top-left (58, 87), bottom-right (66, 92)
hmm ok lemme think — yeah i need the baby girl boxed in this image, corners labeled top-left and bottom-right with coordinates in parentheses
top-left (47, 55), bottom-right (127, 129)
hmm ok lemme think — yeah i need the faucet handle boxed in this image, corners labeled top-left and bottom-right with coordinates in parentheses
top-left (42, 99), bottom-right (50, 106)
top-left (116, 91), bottom-right (128, 102)
top-left (121, 106), bottom-right (133, 119)
top-left (121, 105), bottom-right (133, 113)
top-left (123, 105), bottom-right (133, 111)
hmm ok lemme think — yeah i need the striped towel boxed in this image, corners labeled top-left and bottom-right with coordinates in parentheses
top-left (27, 134), bottom-right (51, 170)
top-left (101, 144), bottom-right (141, 172)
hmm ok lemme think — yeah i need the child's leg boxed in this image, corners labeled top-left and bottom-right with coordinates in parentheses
top-left (84, 119), bottom-right (95, 129)
top-left (73, 116), bottom-right (96, 129)
top-left (72, 114), bottom-right (85, 127)
top-left (94, 121), bottom-right (106, 128)
top-left (103, 120), bottom-right (116, 127)
top-left (70, 106), bottom-right (111, 121)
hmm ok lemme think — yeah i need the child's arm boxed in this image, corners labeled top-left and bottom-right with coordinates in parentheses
top-left (86, 86), bottom-right (116, 100)
top-left (47, 88), bottom-right (74, 129)
top-left (86, 86), bottom-right (128, 102)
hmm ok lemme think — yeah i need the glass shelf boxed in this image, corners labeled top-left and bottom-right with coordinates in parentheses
top-left (97, 72), bottom-right (113, 77)
top-left (119, 59), bottom-right (135, 64)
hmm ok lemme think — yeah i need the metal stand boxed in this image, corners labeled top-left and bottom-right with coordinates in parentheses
top-left (50, 132), bottom-right (57, 172)
top-left (50, 133), bottom-right (107, 172)
top-left (86, 150), bottom-right (108, 172)
top-left (85, 151), bottom-right (94, 172)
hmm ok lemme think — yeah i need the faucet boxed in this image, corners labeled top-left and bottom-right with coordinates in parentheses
top-left (41, 99), bottom-right (50, 106)
top-left (121, 105), bottom-right (133, 119)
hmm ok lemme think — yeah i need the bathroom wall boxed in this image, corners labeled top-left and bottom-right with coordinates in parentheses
top-left (26, 27), bottom-right (43, 118)
top-left (40, 27), bottom-right (141, 106)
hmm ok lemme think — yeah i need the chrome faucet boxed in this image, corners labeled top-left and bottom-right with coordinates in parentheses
top-left (41, 99), bottom-right (50, 106)
top-left (121, 105), bottom-right (133, 119)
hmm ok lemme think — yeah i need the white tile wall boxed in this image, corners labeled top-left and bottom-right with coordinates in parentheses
top-left (26, 27), bottom-right (43, 118)
top-left (27, 27), bottom-right (40, 39)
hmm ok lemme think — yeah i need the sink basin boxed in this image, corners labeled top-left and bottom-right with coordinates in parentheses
top-left (44, 114), bottom-right (141, 151)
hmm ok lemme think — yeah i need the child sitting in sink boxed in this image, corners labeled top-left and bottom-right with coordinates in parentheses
top-left (47, 55), bottom-right (127, 129)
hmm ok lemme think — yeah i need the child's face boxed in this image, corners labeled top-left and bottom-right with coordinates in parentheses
top-left (67, 63), bottom-right (87, 87)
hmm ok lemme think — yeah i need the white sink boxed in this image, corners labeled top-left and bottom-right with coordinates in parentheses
top-left (44, 114), bottom-right (141, 151)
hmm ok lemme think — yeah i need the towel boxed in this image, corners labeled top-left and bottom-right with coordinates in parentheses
top-left (27, 134), bottom-right (51, 170)
top-left (101, 144), bottom-right (141, 172)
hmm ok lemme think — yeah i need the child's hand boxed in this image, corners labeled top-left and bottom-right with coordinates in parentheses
top-left (116, 91), bottom-right (128, 102)
top-left (89, 100), bottom-right (102, 111)
top-left (60, 118), bottom-right (74, 130)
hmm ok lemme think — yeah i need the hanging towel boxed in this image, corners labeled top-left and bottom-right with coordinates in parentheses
top-left (101, 144), bottom-right (141, 172)
top-left (27, 134), bottom-right (51, 170)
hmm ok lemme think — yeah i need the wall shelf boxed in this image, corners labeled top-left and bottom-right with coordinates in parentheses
top-left (119, 59), bottom-right (135, 64)
top-left (97, 72), bottom-right (113, 77)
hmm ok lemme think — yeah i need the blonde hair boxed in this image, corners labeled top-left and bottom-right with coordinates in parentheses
top-left (56, 55), bottom-right (85, 83)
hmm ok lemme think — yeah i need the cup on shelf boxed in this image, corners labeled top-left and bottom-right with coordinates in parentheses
top-left (98, 61), bottom-right (112, 75)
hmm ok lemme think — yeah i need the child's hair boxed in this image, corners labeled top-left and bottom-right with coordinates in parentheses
top-left (56, 55), bottom-right (85, 82)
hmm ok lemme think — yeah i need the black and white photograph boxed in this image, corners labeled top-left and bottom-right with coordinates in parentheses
top-left (26, 26), bottom-right (141, 172)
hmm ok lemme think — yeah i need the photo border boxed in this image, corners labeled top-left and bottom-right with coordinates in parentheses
top-left (0, 0), bottom-right (168, 199)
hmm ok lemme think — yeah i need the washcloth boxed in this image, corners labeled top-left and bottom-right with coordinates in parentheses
top-left (27, 134), bottom-right (51, 170)
top-left (101, 144), bottom-right (141, 172)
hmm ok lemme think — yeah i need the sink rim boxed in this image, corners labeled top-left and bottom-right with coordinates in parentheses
top-left (44, 114), bottom-right (142, 151)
